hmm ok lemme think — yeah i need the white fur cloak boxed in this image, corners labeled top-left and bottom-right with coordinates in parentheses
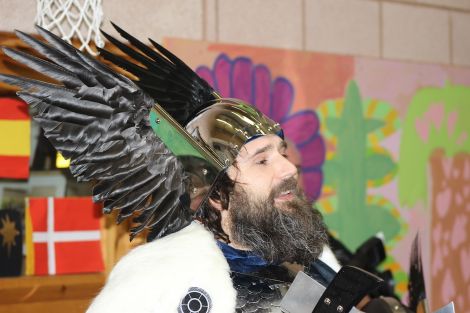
top-left (87, 222), bottom-right (236, 313)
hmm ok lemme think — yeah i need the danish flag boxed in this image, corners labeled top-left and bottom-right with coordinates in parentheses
top-left (26, 197), bottom-right (104, 275)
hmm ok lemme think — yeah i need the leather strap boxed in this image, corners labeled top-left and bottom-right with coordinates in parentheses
top-left (312, 265), bottom-right (382, 313)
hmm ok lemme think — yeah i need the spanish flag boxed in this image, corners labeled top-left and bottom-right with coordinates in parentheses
top-left (0, 98), bottom-right (30, 179)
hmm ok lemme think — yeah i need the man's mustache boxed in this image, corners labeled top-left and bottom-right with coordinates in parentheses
top-left (270, 177), bottom-right (302, 199)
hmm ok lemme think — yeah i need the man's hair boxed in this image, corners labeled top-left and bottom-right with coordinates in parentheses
top-left (195, 171), bottom-right (235, 242)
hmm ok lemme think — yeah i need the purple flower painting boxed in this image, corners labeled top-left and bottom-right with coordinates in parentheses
top-left (196, 54), bottom-right (325, 201)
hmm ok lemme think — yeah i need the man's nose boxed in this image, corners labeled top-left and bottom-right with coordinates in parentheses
top-left (278, 155), bottom-right (298, 181)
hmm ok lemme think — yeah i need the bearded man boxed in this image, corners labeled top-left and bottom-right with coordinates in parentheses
top-left (1, 24), bottom-right (383, 313)
top-left (199, 134), bottom-right (331, 276)
top-left (198, 134), bottom-right (339, 311)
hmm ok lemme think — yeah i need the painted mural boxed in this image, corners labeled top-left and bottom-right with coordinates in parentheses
top-left (195, 54), bottom-right (325, 201)
top-left (164, 38), bottom-right (470, 312)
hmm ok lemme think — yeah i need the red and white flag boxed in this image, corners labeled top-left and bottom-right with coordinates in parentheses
top-left (25, 197), bottom-right (104, 275)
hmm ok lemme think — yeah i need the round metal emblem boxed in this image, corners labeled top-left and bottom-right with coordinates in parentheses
top-left (178, 287), bottom-right (212, 313)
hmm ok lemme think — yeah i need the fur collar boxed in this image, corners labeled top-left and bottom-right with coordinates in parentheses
top-left (87, 222), bottom-right (236, 313)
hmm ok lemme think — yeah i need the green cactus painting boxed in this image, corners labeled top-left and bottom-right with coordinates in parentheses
top-left (317, 80), bottom-right (408, 294)
top-left (317, 80), bottom-right (405, 251)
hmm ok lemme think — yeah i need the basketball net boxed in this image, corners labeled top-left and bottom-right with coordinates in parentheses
top-left (35, 0), bottom-right (104, 55)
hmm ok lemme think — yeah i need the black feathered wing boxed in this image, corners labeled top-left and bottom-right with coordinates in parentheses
top-left (0, 26), bottom-right (191, 241)
top-left (98, 22), bottom-right (218, 126)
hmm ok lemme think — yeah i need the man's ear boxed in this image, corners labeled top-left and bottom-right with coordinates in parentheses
top-left (208, 197), bottom-right (223, 211)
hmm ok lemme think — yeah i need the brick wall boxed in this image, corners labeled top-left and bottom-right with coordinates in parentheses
top-left (1, 0), bottom-right (469, 66)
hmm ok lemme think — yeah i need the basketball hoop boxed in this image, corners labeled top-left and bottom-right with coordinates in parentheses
top-left (35, 0), bottom-right (104, 55)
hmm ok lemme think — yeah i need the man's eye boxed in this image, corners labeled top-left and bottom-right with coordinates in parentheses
top-left (256, 159), bottom-right (267, 165)
top-left (282, 153), bottom-right (288, 159)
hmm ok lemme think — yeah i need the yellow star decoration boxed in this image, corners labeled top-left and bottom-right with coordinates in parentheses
top-left (0, 214), bottom-right (20, 258)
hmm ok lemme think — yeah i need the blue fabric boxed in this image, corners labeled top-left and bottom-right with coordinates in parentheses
top-left (217, 241), bottom-right (336, 286)
top-left (217, 241), bottom-right (269, 273)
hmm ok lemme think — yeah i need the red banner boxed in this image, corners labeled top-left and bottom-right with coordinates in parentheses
top-left (26, 197), bottom-right (104, 275)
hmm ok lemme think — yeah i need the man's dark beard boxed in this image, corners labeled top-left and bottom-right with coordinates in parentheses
top-left (228, 178), bottom-right (328, 265)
